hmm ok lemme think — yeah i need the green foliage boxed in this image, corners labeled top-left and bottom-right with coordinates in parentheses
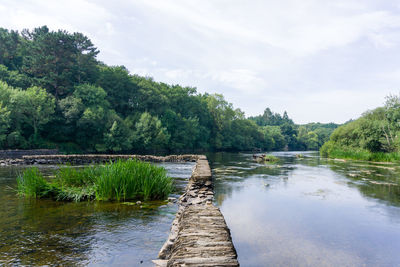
top-left (96, 65), bottom-right (139, 116)
top-left (17, 160), bottom-right (172, 202)
top-left (321, 95), bottom-right (400, 161)
top-left (0, 81), bottom-right (55, 147)
top-left (255, 154), bottom-right (279, 163)
top-left (22, 86), bottom-right (56, 144)
top-left (321, 145), bottom-right (400, 162)
top-left (20, 26), bottom-right (98, 98)
top-left (95, 160), bottom-right (172, 201)
top-left (133, 112), bottom-right (170, 150)
top-left (104, 119), bottom-right (132, 152)
top-left (0, 26), bottom-right (338, 152)
top-left (0, 64), bottom-right (30, 89)
top-left (0, 103), bottom-right (10, 146)
top-left (17, 167), bottom-right (55, 198)
top-left (250, 108), bottom-right (338, 151)
top-left (0, 28), bottom-right (22, 70)
top-left (73, 83), bottom-right (108, 107)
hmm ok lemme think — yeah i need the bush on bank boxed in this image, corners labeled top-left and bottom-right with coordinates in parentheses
top-left (320, 141), bottom-right (400, 162)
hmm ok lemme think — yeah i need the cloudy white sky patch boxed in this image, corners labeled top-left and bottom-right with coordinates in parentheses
top-left (1, 0), bottom-right (400, 123)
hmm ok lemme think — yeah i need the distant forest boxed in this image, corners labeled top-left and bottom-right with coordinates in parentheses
top-left (0, 26), bottom-right (338, 153)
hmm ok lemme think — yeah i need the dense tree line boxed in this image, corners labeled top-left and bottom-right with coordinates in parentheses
top-left (321, 95), bottom-right (400, 161)
top-left (0, 26), bottom-right (337, 153)
top-left (249, 108), bottom-right (338, 151)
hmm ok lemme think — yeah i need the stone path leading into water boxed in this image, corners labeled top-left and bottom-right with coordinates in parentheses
top-left (154, 156), bottom-right (239, 267)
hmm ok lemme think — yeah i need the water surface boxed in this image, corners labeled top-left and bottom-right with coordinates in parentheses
top-left (210, 152), bottom-right (400, 267)
top-left (0, 162), bottom-right (194, 266)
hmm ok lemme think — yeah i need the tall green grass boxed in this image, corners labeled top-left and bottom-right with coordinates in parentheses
top-left (320, 141), bottom-right (400, 162)
top-left (17, 159), bottom-right (173, 202)
top-left (95, 160), bottom-right (172, 201)
top-left (17, 167), bottom-right (57, 198)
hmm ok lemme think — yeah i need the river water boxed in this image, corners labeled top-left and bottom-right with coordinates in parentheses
top-left (0, 162), bottom-right (195, 266)
top-left (209, 152), bottom-right (400, 267)
top-left (1, 153), bottom-right (400, 266)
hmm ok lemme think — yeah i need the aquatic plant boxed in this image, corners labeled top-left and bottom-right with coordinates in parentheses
top-left (95, 159), bottom-right (172, 201)
top-left (320, 143), bottom-right (400, 162)
top-left (17, 159), bottom-right (172, 202)
top-left (254, 154), bottom-right (279, 163)
top-left (17, 167), bottom-right (56, 198)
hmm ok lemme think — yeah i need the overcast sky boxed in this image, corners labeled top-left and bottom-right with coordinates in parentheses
top-left (1, 0), bottom-right (400, 123)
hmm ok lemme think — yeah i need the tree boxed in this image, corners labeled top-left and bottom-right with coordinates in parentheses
top-left (264, 126), bottom-right (286, 150)
top-left (58, 84), bottom-right (111, 151)
top-left (133, 112), bottom-right (170, 150)
top-left (21, 26), bottom-right (99, 98)
top-left (96, 65), bottom-right (139, 116)
top-left (0, 28), bottom-right (22, 70)
top-left (104, 118), bottom-right (132, 152)
top-left (15, 86), bottom-right (55, 144)
top-left (206, 94), bottom-right (243, 150)
top-left (0, 104), bottom-right (10, 146)
top-left (0, 64), bottom-right (31, 89)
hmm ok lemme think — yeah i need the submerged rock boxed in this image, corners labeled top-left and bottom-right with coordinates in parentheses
top-left (168, 197), bottom-right (177, 203)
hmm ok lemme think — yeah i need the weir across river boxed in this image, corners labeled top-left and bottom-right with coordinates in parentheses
top-left (154, 155), bottom-right (239, 266)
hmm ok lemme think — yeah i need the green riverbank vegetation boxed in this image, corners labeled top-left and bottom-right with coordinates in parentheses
top-left (0, 26), bottom-right (338, 153)
top-left (17, 159), bottom-right (172, 201)
top-left (321, 94), bottom-right (400, 162)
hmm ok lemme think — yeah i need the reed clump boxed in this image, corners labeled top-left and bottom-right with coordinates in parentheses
top-left (320, 141), bottom-right (400, 162)
top-left (17, 159), bottom-right (172, 202)
top-left (254, 154), bottom-right (279, 163)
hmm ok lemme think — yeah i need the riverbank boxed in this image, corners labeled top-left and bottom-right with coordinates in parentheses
top-left (320, 143), bottom-right (400, 163)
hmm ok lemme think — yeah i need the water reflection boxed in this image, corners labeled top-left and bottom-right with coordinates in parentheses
top-left (0, 162), bottom-right (194, 266)
top-left (208, 152), bottom-right (295, 206)
top-left (326, 159), bottom-right (400, 207)
top-left (210, 152), bottom-right (400, 266)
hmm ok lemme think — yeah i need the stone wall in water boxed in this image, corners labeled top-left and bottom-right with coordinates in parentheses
top-left (0, 149), bottom-right (59, 159)
top-left (0, 154), bottom-right (199, 165)
top-left (154, 156), bottom-right (239, 267)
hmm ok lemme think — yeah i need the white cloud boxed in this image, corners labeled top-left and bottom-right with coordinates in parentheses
top-left (129, 0), bottom-right (400, 56)
top-left (1, 0), bottom-right (400, 123)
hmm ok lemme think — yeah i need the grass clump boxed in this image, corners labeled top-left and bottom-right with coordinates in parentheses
top-left (17, 167), bottom-right (57, 198)
top-left (95, 159), bottom-right (172, 201)
top-left (320, 141), bottom-right (400, 162)
top-left (254, 154), bottom-right (279, 163)
top-left (17, 159), bottom-right (172, 202)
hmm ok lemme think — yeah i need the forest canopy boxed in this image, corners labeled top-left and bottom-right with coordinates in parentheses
top-left (0, 26), bottom-right (338, 153)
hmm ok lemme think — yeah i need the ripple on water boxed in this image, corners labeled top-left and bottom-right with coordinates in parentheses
top-left (0, 162), bottom-right (195, 266)
top-left (211, 152), bottom-right (400, 266)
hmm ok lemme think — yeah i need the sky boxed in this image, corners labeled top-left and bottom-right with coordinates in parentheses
top-left (1, 0), bottom-right (400, 124)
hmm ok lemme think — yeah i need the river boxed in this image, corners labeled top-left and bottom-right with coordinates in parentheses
top-left (0, 162), bottom-right (195, 266)
top-left (210, 151), bottom-right (400, 266)
top-left (1, 153), bottom-right (400, 266)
